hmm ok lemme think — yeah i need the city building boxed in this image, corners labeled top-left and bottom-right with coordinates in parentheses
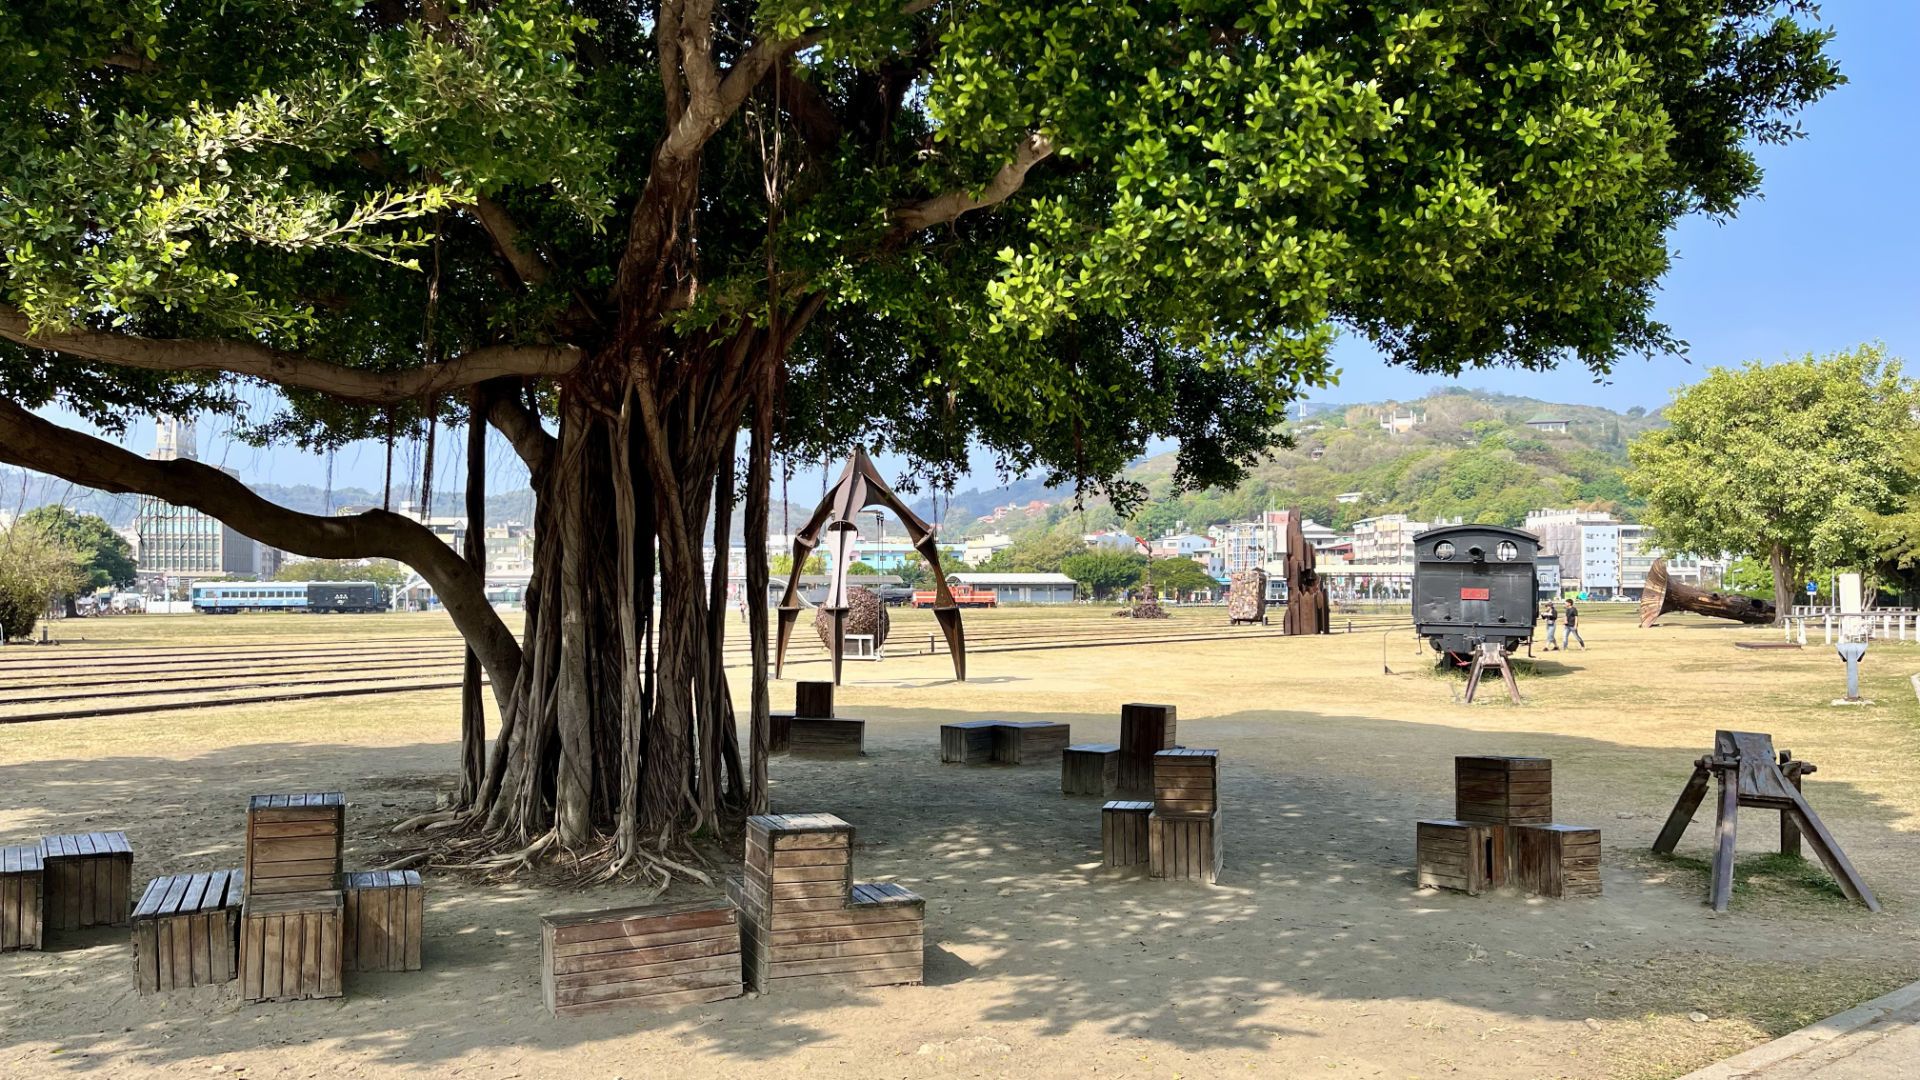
top-left (1616, 523), bottom-right (1656, 595)
top-left (486, 524), bottom-right (536, 573)
top-left (1524, 508), bottom-right (1618, 580)
top-left (134, 417), bottom-right (280, 580)
top-left (961, 532), bottom-right (1014, 567)
top-left (1082, 529), bottom-right (1142, 552)
top-left (1217, 510), bottom-right (1291, 575)
top-left (1579, 523), bottom-right (1621, 596)
top-left (1525, 414), bottom-right (1572, 434)
top-left (1379, 407), bottom-right (1423, 434)
top-left (949, 572), bottom-right (1078, 604)
top-left (1350, 514), bottom-right (1437, 566)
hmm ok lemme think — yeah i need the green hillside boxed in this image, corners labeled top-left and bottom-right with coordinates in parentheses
top-left (951, 388), bottom-right (1662, 539)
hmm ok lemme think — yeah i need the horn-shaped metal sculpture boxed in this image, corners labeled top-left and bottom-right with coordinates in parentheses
top-left (1638, 558), bottom-right (1775, 629)
top-left (775, 448), bottom-right (967, 684)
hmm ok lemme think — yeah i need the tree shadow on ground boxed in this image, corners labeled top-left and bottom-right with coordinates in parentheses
top-left (0, 704), bottom-right (1914, 1074)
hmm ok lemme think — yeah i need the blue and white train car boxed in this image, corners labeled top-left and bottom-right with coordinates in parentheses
top-left (190, 581), bottom-right (385, 614)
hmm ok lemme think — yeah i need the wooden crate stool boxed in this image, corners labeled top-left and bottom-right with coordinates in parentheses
top-left (245, 793), bottom-right (344, 897)
top-left (795, 680), bottom-right (834, 719)
top-left (1513, 824), bottom-right (1602, 898)
top-left (1148, 810), bottom-right (1222, 883)
top-left (1101, 801), bottom-right (1152, 868)
top-left (940, 720), bottom-right (1000, 764)
top-left (836, 881), bottom-right (925, 987)
top-left (541, 898), bottom-right (742, 1015)
top-left (39, 832), bottom-right (133, 930)
top-left (1119, 703), bottom-right (1177, 794)
top-left (1152, 748), bottom-right (1218, 817)
top-left (1454, 756), bottom-right (1552, 825)
top-left (1415, 820), bottom-right (1500, 894)
top-left (991, 721), bottom-right (1071, 765)
top-left (788, 717), bottom-right (866, 757)
top-left (132, 870), bottom-right (242, 994)
top-left (769, 710), bottom-right (793, 753)
top-left (240, 890), bottom-right (344, 1002)
top-left (343, 870), bottom-right (424, 972)
top-left (1062, 744), bottom-right (1120, 795)
top-left (1, 845), bottom-right (44, 951)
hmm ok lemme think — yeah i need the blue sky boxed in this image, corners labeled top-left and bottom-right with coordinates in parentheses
top-left (35, 0), bottom-right (1918, 497)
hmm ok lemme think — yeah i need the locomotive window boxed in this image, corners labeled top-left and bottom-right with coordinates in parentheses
top-left (1434, 541), bottom-right (1456, 560)
top-left (1496, 541), bottom-right (1519, 562)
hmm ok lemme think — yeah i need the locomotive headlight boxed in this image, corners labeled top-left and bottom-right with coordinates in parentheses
top-left (1434, 541), bottom-right (1456, 560)
top-left (1496, 541), bottom-right (1519, 562)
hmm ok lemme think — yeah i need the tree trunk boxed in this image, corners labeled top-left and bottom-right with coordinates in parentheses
top-left (1769, 543), bottom-right (1796, 627)
top-left (458, 390), bottom-right (487, 805)
top-left (746, 373), bottom-right (773, 814)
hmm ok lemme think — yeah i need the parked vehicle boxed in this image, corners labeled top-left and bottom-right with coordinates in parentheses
top-left (911, 584), bottom-right (998, 608)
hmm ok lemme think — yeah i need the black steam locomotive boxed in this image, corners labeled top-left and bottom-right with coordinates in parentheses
top-left (1412, 524), bottom-right (1540, 660)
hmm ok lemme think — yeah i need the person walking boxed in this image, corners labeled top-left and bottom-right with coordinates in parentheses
top-left (1541, 599), bottom-right (1559, 651)
top-left (1563, 598), bottom-right (1587, 649)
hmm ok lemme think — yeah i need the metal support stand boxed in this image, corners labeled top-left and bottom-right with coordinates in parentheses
top-left (1463, 642), bottom-right (1521, 705)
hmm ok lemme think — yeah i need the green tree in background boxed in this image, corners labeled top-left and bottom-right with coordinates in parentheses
top-left (0, 0), bottom-right (1840, 862)
top-left (1062, 550), bottom-right (1148, 600)
top-left (770, 553), bottom-right (827, 577)
top-left (276, 558), bottom-right (410, 601)
top-left (1146, 557), bottom-right (1217, 600)
top-left (0, 520), bottom-right (83, 639)
top-left (1629, 346), bottom-right (1918, 622)
top-left (16, 505), bottom-right (134, 613)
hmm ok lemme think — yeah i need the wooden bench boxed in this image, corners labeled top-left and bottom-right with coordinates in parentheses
top-left (1514, 824), bottom-right (1601, 898)
top-left (1119, 703), bottom-right (1178, 794)
top-left (1454, 756), bottom-right (1552, 825)
top-left (940, 720), bottom-right (1000, 765)
top-left (241, 890), bottom-right (344, 1002)
top-left (343, 870), bottom-right (424, 972)
top-left (1101, 801), bottom-right (1152, 868)
top-left (991, 721), bottom-right (1071, 765)
top-left (1, 845), bottom-right (44, 951)
top-left (541, 898), bottom-right (742, 1015)
top-left (732, 813), bottom-right (924, 992)
top-left (245, 793), bottom-right (344, 897)
top-left (132, 870), bottom-right (242, 994)
top-left (1152, 748), bottom-right (1218, 817)
top-left (795, 680), bottom-right (834, 719)
top-left (1149, 810), bottom-right (1221, 883)
top-left (39, 832), bottom-right (133, 930)
top-left (788, 717), bottom-right (866, 757)
top-left (1062, 744), bottom-right (1120, 796)
top-left (1415, 819), bottom-right (1500, 895)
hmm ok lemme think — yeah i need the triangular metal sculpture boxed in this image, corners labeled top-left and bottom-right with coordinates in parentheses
top-left (775, 448), bottom-right (967, 685)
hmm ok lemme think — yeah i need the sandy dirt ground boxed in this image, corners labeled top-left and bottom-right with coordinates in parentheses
top-left (2, 606), bottom-right (1918, 1079)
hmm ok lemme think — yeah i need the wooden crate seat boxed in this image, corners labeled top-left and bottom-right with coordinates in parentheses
top-left (1454, 757), bottom-right (1552, 825)
top-left (1148, 810), bottom-right (1222, 883)
top-left (541, 899), bottom-right (742, 1015)
top-left (1062, 744), bottom-right (1120, 796)
top-left (343, 870), bottom-right (424, 972)
top-left (132, 869), bottom-right (242, 994)
top-left (39, 832), bottom-right (133, 930)
top-left (1101, 801), bottom-right (1153, 868)
top-left (1152, 748), bottom-right (1219, 817)
top-left (2, 845), bottom-right (44, 952)
top-left (1513, 824), bottom-right (1602, 898)
top-left (940, 720), bottom-right (1000, 764)
top-left (240, 890), bottom-right (344, 1002)
top-left (1118, 703), bottom-right (1178, 794)
top-left (245, 793), bottom-right (344, 897)
top-left (789, 717), bottom-right (866, 757)
top-left (990, 721), bottom-right (1071, 765)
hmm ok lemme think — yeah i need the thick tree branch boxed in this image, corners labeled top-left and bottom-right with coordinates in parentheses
top-left (0, 398), bottom-right (521, 704)
top-left (468, 198), bottom-right (551, 286)
top-left (480, 379), bottom-right (559, 477)
top-left (892, 132), bottom-right (1054, 233)
top-left (0, 305), bottom-right (582, 405)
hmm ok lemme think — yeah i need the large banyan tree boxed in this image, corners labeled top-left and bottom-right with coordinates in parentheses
top-left (0, 1), bottom-right (1837, 868)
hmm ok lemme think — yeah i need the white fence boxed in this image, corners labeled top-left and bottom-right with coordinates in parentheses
top-left (1782, 609), bottom-right (1920, 645)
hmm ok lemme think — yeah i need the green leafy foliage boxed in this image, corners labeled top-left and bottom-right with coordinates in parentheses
top-left (1145, 556), bottom-right (1217, 599)
top-left (1628, 345), bottom-right (1919, 611)
top-left (770, 552), bottom-right (826, 575)
top-left (275, 557), bottom-right (409, 590)
top-left (16, 506), bottom-right (135, 593)
top-left (0, 519), bottom-right (84, 638)
top-left (0, 0), bottom-right (1842, 507)
top-left (1061, 549), bottom-right (1147, 599)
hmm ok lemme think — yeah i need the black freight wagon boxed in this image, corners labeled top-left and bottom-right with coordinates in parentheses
top-left (1412, 525), bottom-right (1540, 660)
top-left (306, 582), bottom-right (386, 614)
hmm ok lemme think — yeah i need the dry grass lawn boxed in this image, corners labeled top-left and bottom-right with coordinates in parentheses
top-left (2, 603), bottom-right (1917, 1079)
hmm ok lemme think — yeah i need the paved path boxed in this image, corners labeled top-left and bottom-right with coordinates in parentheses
top-left (1678, 980), bottom-right (1920, 1078)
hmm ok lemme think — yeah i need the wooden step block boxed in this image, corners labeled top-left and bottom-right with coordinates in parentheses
top-left (1454, 756), bottom-right (1552, 826)
top-left (1101, 800), bottom-right (1153, 868)
top-left (940, 720), bottom-right (1000, 764)
top-left (343, 870), bottom-right (424, 973)
top-left (1513, 824), bottom-right (1602, 898)
top-left (1062, 744), bottom-right (1120, 795)
top-left (39, 832), bottom-right (133, 930)
top-left (240, 891), bottom-right (344, 1002)
top-left (1152, 748), bottom-right (1219, 817)
top-left (246, 794), bottom-right (344, 897)
top-left (991, 721), bottom-right (1071, 765)
top-left (769, 711), bottom-right (793, 753)
top-left (740, 881), bottom-right (923, 993)
top-left (132, 869), bottom-right (242, 994)
top-left (1119, 703), bottom-right (1178, 793)
top-left (1, 845), bottom-right (44, 952)
top-left (794, 681), bottom-right (834, 719)
top-left (1148, 810), bottom-right (1221, 883)
top-left (789, 717), bottom-right (865, 757)
top-left (1415, 819), bottom-right (1501, 895)
top-left (541, 898), bottom-right (742, 1015)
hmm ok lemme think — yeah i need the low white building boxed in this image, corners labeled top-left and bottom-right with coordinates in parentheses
top-left (961, 533), bottom-right (1014, 566)
top-left (951, 572), bottom-right (1078, 604)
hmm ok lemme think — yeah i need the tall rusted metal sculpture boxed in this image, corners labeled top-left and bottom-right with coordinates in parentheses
top-left (776, 448), bottom-right (966, 685)
top-left (1282, 510), bottom-right (1330, 635)
top-left (1639, 558), bottom-right (1775, 628)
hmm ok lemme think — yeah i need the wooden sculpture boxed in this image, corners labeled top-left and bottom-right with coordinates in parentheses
top-left (1639, 558), bottom-right (1775, 628)
top-left (1282, 510), bottom-right (1329, 635)
top-left (776, 448), bottom-right (965, 685)
top-left (1652, 730), bottom-right (1878, 912)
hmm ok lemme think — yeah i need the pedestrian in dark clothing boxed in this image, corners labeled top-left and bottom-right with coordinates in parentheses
top-left (1563, 600), bottom-right (1586, 649)
top-left (1541, 600), bottom-right (1559, 650)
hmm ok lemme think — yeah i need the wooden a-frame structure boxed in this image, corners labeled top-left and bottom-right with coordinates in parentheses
top-left (1652, 730), bottom-right (1878, 912)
